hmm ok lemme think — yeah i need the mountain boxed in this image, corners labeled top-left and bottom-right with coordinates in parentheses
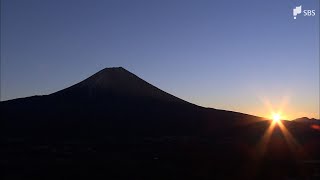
top-left (53, 67), bottom-right (190, 104)
top-left (1, 67), bottom-right (261, 138)
top-left (1, 67), bottom-right (319, 180)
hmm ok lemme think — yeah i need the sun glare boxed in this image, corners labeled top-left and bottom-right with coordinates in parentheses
top-left (272, 113), bottom-right (281, 122)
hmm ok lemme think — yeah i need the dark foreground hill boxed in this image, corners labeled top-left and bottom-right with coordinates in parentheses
top-left (1, 67), bottom-right (320, 180)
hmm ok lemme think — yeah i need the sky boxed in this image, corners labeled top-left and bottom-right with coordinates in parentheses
top-left (1, 0), bottom-right (319, 120)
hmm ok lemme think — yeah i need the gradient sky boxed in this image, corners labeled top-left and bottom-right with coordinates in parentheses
top-left (1, 0), bottom-right (319, 119)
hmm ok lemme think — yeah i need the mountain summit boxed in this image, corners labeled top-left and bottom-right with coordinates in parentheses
top-left (54, 67), bottom-right (188, 104)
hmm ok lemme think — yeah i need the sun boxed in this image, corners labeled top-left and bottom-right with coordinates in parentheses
top-left (272, 113), bottom-right (281, 122)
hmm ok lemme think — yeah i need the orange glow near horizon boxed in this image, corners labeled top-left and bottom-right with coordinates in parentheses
top-left (203, 94), bottom-right (319, 120)
top-left (254, 95), bottom-right (319, 120)
top-left (259, 96), bottom-right (290, 121)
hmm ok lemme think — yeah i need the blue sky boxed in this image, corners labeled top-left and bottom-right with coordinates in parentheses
top-left (1, 0), bottom-right (319, 119)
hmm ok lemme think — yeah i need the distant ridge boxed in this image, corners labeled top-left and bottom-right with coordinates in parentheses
top-left (294, 117), bottom-right (320, 123)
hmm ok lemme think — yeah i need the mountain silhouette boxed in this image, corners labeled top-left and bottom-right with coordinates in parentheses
top-left (53, 67), bottom-right (191, 104)
top-left (1, 67), bottom-right (319, 180)
top-left (1, 67), bottom-right (261, 138)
